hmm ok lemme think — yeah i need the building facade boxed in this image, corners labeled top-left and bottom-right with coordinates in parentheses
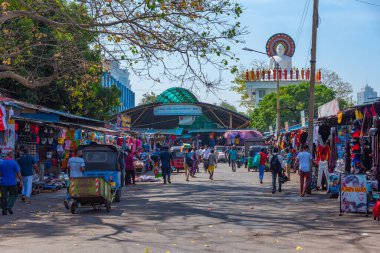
top-left (357, 84), bottom-right (378, 105)
top-left (244, 68), bottom-right (321, 107)
top-left (101, 61), bottom-right (135, 112)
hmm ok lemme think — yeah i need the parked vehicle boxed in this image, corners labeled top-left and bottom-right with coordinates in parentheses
top-left (236, 146), bottom-right (245, 168)
top-left (69, 177), bottom-right (113, 214)
top-left (214, 146), bottom-right (226, 163)
top-left (77, 144), bottom-right (124, 203)
top-left (170, 146), bottom-right (185, 173)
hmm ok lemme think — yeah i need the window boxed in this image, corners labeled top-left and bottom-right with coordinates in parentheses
top-left (258, 90), bottom-right (266, 99)
top-left (85, 152), bottom-right (108, 162)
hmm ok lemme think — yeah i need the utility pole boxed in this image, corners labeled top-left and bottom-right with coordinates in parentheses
top-left (307, 0), bottom-right (319, 154)
top-left (276, 63), bottom-right (281, 141)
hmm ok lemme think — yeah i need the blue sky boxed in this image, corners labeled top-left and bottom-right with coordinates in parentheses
top-left (130, 0), bottom-right (380, 110)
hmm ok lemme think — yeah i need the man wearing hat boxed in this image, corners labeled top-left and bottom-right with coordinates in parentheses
top-left (0, 151), bottom-right (23, 215)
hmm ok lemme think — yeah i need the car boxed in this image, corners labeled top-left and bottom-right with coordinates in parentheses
top-left (78, 144), bottom-right (124, 203)
top-left (214, 146), bottom-right (226, 163)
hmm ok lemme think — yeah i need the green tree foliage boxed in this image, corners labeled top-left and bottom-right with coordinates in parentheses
top-left (218, 100), bottom-right (237, 112)
top-left (250, 83), bottom-right (336, 132)
top-left (139, 92), bottom-right (158, 105)
top-left (0, 0), bottom-right (245, 88)
top-left (0, 0), bottom-right (120, 119)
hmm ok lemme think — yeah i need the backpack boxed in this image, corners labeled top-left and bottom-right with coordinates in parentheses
top-left (253, 153), bottom-right (261, 167)
top-left (270, 155), bottom-right (281, 171)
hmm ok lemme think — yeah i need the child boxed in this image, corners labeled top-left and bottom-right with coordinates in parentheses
top-left (208, 149), bottom-right (217, 180)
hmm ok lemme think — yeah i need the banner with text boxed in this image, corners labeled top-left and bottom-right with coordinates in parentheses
top-left (340, 174), bottom-right (367, 213)
top-left (154, 105), bottom-right (202, 116)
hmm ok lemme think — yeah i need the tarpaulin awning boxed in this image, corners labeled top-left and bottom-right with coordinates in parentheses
top-left (12, 116), bottom-right (118, 134)
top-left (188, 129), bottom-right (227, 133)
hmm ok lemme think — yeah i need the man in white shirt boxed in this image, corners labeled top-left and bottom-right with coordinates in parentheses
top-left (68, 150), bottom-right (85, 178)
top-left (64, 150), bottom-right (85, 209)
top-left (201, 145), bottom-right (211, 173)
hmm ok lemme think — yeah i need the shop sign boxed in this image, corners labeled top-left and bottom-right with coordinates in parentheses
top-left (318, 99), bottom-right (340, 118)
top-left (340, 174), bottom-right (367, 213)
top-left (117, 113), bottom-right (131, 131)
top-left (300, 110), bottom-right (306, 127)
top-left (328, 173), bottom-right (340, 195)
top-left (154, 105), bottom-right (202, 116)
top-left (0, 120), bottom-right (15, 157)
top-left (285, 121), bottom-right (289, 132)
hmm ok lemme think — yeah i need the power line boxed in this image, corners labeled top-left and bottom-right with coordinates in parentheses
top-left (295, 0), bottom-right (309, 44)
top-left (295, 0), bottom-right (312, 47)
top-left (355, 0), bottom-right (380, 7)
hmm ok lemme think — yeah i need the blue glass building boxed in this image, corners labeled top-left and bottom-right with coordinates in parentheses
top-left (101, 61), bottom-right (135, 112)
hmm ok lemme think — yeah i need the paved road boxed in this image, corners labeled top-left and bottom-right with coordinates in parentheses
top-left (0, 163), bottom-right (379, 253)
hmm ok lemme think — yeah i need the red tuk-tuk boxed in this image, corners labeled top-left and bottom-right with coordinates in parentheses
top-left (170, 146), bottom-right (185, 173)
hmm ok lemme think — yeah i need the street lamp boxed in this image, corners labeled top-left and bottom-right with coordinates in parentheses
top-left (242, 47), bottom-right (281, 141)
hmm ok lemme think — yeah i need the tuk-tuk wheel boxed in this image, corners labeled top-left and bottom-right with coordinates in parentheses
top-left (70, 203), bottom-right (76, 214)
top-left (106, 201), bottom-right (111, 212)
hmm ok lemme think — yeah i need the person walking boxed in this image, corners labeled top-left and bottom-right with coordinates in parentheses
top-left (0, 151), bottom-right (23, 215)
top-left (207, 149), bottom-right (217, 180)
top-left (190, 148), bottom-right (198, 177)
top-left (285, 148), bottom-right (293, 181)
top-left (269, 147), bottom-right (284, 194)
top-left (64, 149), bottom-right (85, 209)
top-left (160, 146), bottom-right (174, 184)
top-left (201, 145), bottom-right (211, 173)
top-left (229, 146), bottom-right (238, 172)
top-left (296, 145), bottom-right (313, 197)
top-left (316, 145), bottom-right (330, 191)
top-left (225, 146), bottom-right (231, 167)
top-left (124, 149), bottom-right (135, 185)
top-left (184, 148), bottom-right (194, 181)
top-left (17, 147), bottom-right (38, 204)
top-left (258, 148), bottom-right (268, 184)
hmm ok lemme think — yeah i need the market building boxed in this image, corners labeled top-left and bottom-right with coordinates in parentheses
top-left (111, 87), bottom-right (261, 146)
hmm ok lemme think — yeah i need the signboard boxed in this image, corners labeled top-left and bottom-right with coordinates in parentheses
top-left (117, 113), bottom-right (131, 131)
top-left (300, 110), bottom-right (306, 127)
top-left (285, 121), bottom-right (289, 132)
top-left (269, 125), bottom-right (273, 135)
top-left (340, 174), bottom-right (367, 213)
top-left (328, 173), bottom-right (340, 195)
top-left (153, 105), bottom-right (202, 116)
top-left (318, 99), bottom-right (340, 118)
top-left (0, 121), bottom-right (15, 156)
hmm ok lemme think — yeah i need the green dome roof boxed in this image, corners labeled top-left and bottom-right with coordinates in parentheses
top-left (156, 87), bottom-right (199, 104)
